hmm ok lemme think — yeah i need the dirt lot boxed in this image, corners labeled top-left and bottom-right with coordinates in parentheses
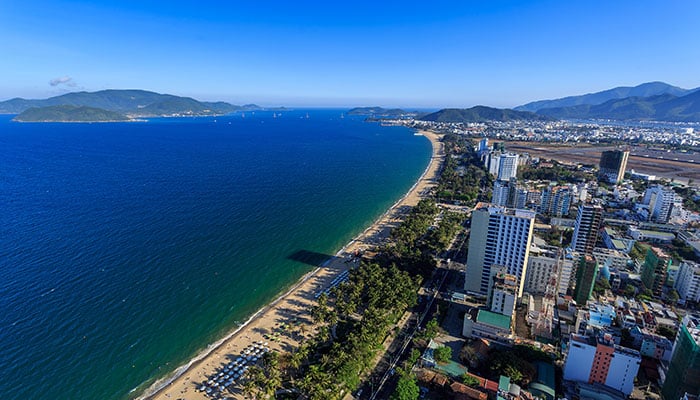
top-left (505, 141), bottom-right (700, 183)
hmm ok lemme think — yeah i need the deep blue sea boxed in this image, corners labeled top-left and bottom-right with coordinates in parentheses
top-left (0, 110), bottom-right (430, 400)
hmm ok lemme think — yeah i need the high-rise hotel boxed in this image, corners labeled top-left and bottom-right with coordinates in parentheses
top-left (465, 203), bottom-right (535, 299)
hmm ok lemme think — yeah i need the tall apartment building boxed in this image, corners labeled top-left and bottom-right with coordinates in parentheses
top-left (539, 185), bottom-right (572, 217)
top-left (492, 179), bottom-right (528, 209)
top-left (487, 152), bottom-right (501, 176)
top-left (675, 260), bottom-right (700, 304)
top-left (571, 203), bottom-right (603, 254)
top-left (641, 247), bottom-right (672, 297)
top-left (643, 185), bottom-right (680, 223)
top-left (662, 314), bottom-right (700, 400)
top-left (559, 251), bottom-right (578, 296)
top-left (598, 150), bottom-right (629, 184)
top-left (573, 254), bottom-right (598, 305)
top-left (525, 245), bottom-right (569, 295)
top-left (478, 137), bottom-right (489, 153)
top-left (492, 180), bottom-right (510, 206)
top-left (465, 203), bottom-right (535, 299)
top-left (563, 333), bottom-right (641, 396)
top-left (497, 153), bottom-right (519, 181)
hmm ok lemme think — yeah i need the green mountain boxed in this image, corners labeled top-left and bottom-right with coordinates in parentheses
top-left (0, 89), bottom-right (262, 117)
top-left (536, 90), bottom-right (700, 122)
top-left (419, 106), bottom-right (554, 123)
top-left (131, 96), bottom-right (217, 117)
top-left (516, 82), bottom-right (695, 112)
top-left (13, 105), bottom-right (131, 122)
top-left (347, 107), bottom-right (416, 116)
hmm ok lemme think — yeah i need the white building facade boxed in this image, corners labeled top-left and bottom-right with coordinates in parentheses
top-left (675, 260), bottom-right (700, 304)
top-left (465, 204), bottom-right (535, 298)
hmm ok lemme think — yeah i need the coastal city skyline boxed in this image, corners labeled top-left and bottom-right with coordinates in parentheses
top-left (4, 1), bottom-right (700, 400)
top-left (2, 0), bottom-right (700, 107)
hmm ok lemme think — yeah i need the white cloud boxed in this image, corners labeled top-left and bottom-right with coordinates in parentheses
top-left (49, 76), bottom-right (77, 87)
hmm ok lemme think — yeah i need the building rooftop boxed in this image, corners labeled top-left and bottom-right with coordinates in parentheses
top-left (474, 202), bottom-right (536, 218)
top-left (476, 309), bottom-right (512, 330)
top-left (650, 246), bottom-right (672, 258)
top-left (638, 230), bottom-right (676, 239)
top-left (684, 314), bottom-right (700, 346)
top-left (610, 239), bottom-right (628, 251)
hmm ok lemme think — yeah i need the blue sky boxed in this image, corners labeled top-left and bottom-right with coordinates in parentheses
top-left (1, 0), bottom-right (699, 107)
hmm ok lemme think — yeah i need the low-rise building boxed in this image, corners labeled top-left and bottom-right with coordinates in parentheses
top-left (463, 309), bottom-right (512, 343)
top-left (592, 248), bottom-right (631, 271)
top-left (628, 227), bottom-right (675, 244)
top-left (563, 333), bottom-right (641, 396)
top-left (639, 333), bottom-right (673, 362)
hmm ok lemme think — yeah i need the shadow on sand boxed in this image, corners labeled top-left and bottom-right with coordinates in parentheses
top-left (287, 249), bottom-right (333, 267)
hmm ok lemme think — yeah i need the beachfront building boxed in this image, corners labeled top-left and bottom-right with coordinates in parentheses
top-left (465, 203), bottom-right (535, 299)
top-left (571, 203), bottom-right (604, 255)
top-left (598, 150), bottom-right (629, 184)
top-left (563, 333), bottom-right (641, 396)
top-left (662, 314), bottom-right (700, 400)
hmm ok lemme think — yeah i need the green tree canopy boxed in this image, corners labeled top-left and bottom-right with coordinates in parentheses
top-left (434, 346), bottom-right (452, 363)
top-left (391, 374), bottom-right (420, 400)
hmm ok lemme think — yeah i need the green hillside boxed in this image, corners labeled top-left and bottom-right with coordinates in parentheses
top-left (0, 89), bottom-right (262, 117)
top-left (420, 106), bottom-right (553, 123)
top-left (13, 105), bottom-right (131, 122)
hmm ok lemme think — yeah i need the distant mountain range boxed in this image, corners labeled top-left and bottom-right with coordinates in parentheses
top-left (515, 82), bottom-right (696, 112)
top-left (418, 106), bottom-right (553, 123)
top-left (1, 90), bottom-right (262, 122)
top-left (513, 81), bottom-right (700, 122)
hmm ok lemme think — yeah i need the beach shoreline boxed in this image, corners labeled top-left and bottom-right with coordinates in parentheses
top-left (138, 129), bottom-right (444, 400)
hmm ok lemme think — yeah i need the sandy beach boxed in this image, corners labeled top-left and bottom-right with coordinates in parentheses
top-left (140, 129), bottom-right (444, 400)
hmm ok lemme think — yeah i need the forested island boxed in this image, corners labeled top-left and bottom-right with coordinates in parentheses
top-left (2, 89), bottom-right (265, 122)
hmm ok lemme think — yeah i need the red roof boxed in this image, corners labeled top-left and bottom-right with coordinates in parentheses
top-left (450, 382), bottom-right (488, 400)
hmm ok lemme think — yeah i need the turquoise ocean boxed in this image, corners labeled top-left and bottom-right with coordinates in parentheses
top-left (0, 110), bottom-right (431, 399)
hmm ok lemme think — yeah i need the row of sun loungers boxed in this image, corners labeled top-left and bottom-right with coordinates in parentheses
top-left (314, 269), bottom-right (350, 299)
top-left (196, 341), bottom-right (270, 398)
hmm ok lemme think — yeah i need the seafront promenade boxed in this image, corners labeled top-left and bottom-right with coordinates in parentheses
top-left (143, 129), bottom-right (445, 400)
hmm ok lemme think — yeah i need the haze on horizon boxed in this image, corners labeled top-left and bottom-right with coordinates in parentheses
top-left (1, 0), bottom-right (698, 108)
